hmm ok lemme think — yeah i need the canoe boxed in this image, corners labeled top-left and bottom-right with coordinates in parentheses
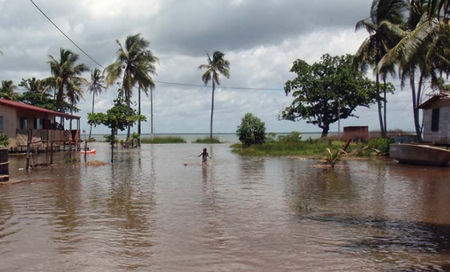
top-left (389, 144), bottom-right (450, 166)
top-left (80, 148), bottom-right (96, 154)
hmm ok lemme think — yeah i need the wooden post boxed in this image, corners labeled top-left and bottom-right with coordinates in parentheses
top-left (0, 148), bottom-right (9, 182)
top-left (26, 129), bottom-right (31, 170)
top-left (50, 131), bottom-right (53, 165)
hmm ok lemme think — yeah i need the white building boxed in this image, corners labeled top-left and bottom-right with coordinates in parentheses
top-left (419, 91), bottom-right (450, 145)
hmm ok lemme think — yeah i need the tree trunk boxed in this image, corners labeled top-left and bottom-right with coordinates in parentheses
top-left (383, 77), bottom-right (388, 134)
top-left (321, 124), bottom-right (329, 138)
top-left (88, 92), bottom-right (95, 140)
top-left (410, 73), bottom-right (423, 142)
top-left (70, 102), bottom-right (73, 130)
top-left (151, 88), bottom-right (154, 137)
top-left (126, 91), bottom-right (131, 140)
top-left (111, 128), bottom-right (114, 163)
top-left (209, 80), bottom-right (215, 139)
top-left (138, 86), bottom-right (141, 137)
top-left (376, 72), bottom-right (386, 138)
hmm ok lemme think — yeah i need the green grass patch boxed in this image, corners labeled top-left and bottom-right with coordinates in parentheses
top-left (231, 137), bottom-right (387, 158)
top-left (193, 137), bottom-right (222, 144)
top-left (141, 136), bottom-right (187, 144)
top-left (231, 139), bottom-right (349, 157)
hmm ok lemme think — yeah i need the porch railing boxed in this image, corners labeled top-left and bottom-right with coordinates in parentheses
top-left (16, 129), bottom-right (80, 143)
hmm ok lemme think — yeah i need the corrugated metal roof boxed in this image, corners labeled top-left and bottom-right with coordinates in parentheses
top-left (0, 99), bottom-right (80, 119)
top-left (418, 91), bottom-right (450, 109)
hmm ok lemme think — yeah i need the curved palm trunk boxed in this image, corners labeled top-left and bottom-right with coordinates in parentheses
top-left (88, 92), bottom-right (95, 140)
top-left (410, 72), bottom-right (423, 142)
top-left (376, 72), bottom-right (386, 138)
top-left (209, 80), bottom-right (215, 139)
top-left (151, 88), bottom-right (154, 137)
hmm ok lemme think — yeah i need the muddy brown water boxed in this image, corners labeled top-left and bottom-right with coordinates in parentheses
top-left (1, 143), bottom-right (449, 271)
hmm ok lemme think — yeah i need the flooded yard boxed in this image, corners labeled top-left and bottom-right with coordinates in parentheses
top-left (1, 143), bottom-right (449, 271)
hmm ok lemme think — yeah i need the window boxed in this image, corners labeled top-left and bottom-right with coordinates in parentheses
top-left (20, 117), bottom-right (28, 130)
top-left (34, 118), bottom-right (44, 130)
top-left (431, 108), bottom-right (440, 132)
top-left (0, 116), bottom-right (3, 131)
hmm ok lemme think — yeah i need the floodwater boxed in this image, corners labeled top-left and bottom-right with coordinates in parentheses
top-left (1, 143), bottom-right (449, 272)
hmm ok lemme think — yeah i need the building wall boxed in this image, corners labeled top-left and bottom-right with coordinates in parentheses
top-left (0, 104), bottom-right (18, 138)
top-left (422, 105), bottom-right (450, 145)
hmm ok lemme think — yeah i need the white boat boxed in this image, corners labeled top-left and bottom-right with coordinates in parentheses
top-left (389, 144), bottom-right (450, 167)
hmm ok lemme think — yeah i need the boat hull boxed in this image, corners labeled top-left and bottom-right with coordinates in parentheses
top-left (389, 144), bottom-right (450, 166)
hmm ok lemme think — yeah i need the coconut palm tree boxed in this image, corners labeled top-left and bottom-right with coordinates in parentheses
top-left (199, 51), bottom-right (230, 138)
top-left (87, 68), bottom-right (106, 139)
top-left (136, 52), bottom-right (158, 138)
top-left (105, 34), bottom-right (158, 139)
top-left (378, 0), bottom-right (449, 141)
top-left (0, 80), bottom-right (18, 100)
top-left (47, 49), bottom-right (89, 112)
top-left (355, 0), bottom-right (407, 137)
top-left (67, 77), bottom-right (88, 130)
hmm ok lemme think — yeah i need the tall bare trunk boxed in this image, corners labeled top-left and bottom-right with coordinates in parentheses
top-left (410, 72), bottom-right (423, 142)
top-left (151, 88), bottom-right (154, 137)
top-left (88, 92), bottom-right (95, 140)
top-left (376, 72), bottom-right (386, 138)
top-left (383, 77), bottom-right (387, 134)
top-left (210, 80), bottom-right (215, 139)
top-left (138, 86), bottom-right (141, 136)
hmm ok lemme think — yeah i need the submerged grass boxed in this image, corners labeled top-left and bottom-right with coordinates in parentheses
top-left (141, 136), bottom-right (187, 144)
top-left (231, 137), bottom-right (391, 158)
top-left (193, 137), bottom-right (222, 144)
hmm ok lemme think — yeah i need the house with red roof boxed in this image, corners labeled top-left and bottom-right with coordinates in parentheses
top-left (0, 98), bottom-right (81, 150)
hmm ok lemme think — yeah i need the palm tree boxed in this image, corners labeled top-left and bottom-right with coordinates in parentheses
top-left (199, 51), bottom-right (230, 138)
top-left (67, 77), bottom-right (87, 130)
top-left (87, 68), bottom-right (106, 139)
top-left (0, 80), bottom-right (18, 100)
top-left (355, 0), bottom-right (407, 137)
top-left (106, 34), bottom-right (158, 139)
top-left (47, 49), bottom-right (89, 112)
top-left (378, 0), bottom-right (449, 141)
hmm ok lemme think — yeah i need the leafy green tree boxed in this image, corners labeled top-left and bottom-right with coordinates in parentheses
top-left (199, 51), bottom-right (230, 138)
top-left (355, 0), bottom-right (406, 137)
top-left (236, 113), bottom-right (266, 146)
top-left (282, 54), bottom-right (386, 137)
top-left (88, 97), bottom-right (146, 162)
top-left (47, 49), bottom-right (89, 112)
top-left (105, 34), bottom-right (158, 139)
top-left (87, 68), bottom-right (106, 139)
top-left (0, 80), bottom-right (18, 100)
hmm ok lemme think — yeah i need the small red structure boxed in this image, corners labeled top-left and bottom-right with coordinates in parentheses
top-left (343, 126), bottom-right (368, 142)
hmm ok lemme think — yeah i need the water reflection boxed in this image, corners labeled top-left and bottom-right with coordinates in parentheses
top-left (0, 143), bottom-right (449, 271)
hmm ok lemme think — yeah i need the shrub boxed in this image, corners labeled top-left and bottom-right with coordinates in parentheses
top-left (236, 113), bottom-right (266, 146)
top-left (193, 137), bottom-right (221, 144)
top-left (368, 137), bottom-right (393, 154)
top-left (278, 131), bottom-right (302, 142)
top-left (0, 133), bottom-right (9, 147)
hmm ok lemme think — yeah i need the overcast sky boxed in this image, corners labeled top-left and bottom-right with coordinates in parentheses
top-left (0, 0), bottom-right (422, 134)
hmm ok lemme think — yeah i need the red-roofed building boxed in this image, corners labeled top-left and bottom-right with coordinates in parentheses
top-left (0, 99), bottom-right (80, 150)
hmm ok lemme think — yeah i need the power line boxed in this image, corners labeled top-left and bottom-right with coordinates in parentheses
top-left (26, 0), bottom-right (448, 94)
top-left (29, 0), bottom-right (105, 69)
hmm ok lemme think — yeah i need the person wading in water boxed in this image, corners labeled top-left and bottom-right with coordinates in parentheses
top-left (198, 148), bottom-right (210, 165)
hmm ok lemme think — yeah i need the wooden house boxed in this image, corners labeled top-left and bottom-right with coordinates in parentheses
top-left (0, 98), bottom-right (81, 151)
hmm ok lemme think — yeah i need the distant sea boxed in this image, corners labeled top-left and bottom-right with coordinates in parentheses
top-left (82, 132), bottom-right (336, 143)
